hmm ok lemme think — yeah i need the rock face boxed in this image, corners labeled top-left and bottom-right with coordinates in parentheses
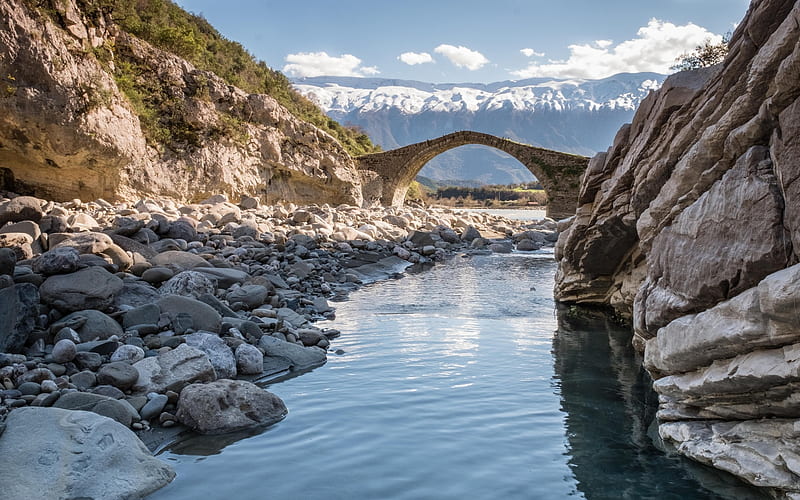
top-left (0, 0), bottom-right (364, 206)
top-left (0, 407), bottom-right (174, 499)
top-left (555, 1), bottom-right (800, 496)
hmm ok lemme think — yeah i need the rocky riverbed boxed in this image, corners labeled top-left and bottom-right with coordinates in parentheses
top-left (0, 192), bottom-right (556, 499)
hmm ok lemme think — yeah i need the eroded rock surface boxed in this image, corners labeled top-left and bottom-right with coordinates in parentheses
top-left (0, 0), bottom-right (364, 206)
top-left (0, 407), bottom-right (174, 499)
top-left (555, 1), bottom-right (800, 496)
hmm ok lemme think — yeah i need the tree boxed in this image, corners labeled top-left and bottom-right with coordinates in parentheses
top-left (671, 33), bottom-right (731, 72)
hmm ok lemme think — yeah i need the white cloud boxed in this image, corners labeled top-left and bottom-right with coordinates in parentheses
top-left (398, 51), bottom-right (434, 65)
top-left (434, 44), bottom-right (489, 71)
top-left (520, 48), bottom-right (545, 57)
top-left (283, 52), bottom-right (379, 78)
top-left (511, 19), bottom-right (723, 80)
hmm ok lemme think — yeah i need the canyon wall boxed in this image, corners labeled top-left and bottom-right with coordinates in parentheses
top-left (555, 0), bottom-right (800, 496)
top-left (0, 0), bottom-right (365, 205)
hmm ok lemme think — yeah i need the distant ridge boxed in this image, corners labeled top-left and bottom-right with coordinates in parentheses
top-left (293, 72), bottom-right (666, 185)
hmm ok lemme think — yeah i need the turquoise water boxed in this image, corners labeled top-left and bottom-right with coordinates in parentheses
top-left (149, 252), bottom-right (765, 500)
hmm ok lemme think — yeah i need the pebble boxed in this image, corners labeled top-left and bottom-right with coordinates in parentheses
top-left (110, 345), bottom-right (145, 364)
top-left (17, 382), bottom-right (41, 396)
top-left (70, 371), bottom-right (97, 390)
top-left (40, 380), bottom-right (59, 393)
top-left (140, 394), bottom-right (168, 420)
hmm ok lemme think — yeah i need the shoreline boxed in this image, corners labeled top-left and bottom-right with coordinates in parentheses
top-left (0, 192), bottom-right (557, 498)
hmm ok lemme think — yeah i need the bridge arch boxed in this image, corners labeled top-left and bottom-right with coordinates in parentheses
top-left (357, 131), bottom-right (588, 219)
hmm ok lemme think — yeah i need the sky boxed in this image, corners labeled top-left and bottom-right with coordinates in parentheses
top-left (174, 0), bottom-right (751, 83)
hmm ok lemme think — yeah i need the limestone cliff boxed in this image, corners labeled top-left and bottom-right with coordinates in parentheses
top-left (555, 0), bottom-right (800, 495)
top-left (0, 0), bottom-right (365, 205)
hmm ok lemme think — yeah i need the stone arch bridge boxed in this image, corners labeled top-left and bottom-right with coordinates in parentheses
top-left (357, 131), bottom-right (589, 219)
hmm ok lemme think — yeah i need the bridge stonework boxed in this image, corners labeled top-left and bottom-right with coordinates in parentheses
top-left (356, 131), bottom-right (588, 219)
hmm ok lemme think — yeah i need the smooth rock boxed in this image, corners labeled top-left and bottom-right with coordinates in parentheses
top-left (40, 267), bottom-right (123, 313)
top-left (51, 339), bottom-right (77, 364)
top-left (259, 335), bottom-right (326, 371)
top-left (227, 285), bottom-right (269, 309)
top-left (140, 393), bottom-right (168, 421)
top-left (158, 295), bottom-right (222, 333)
top-left (0, 196), bottom-right (42, 225)
top-left (74, 352), bottom-right (103, 372)
top-left (149, 251), bottom-right (211, 272)
top-left (97, 362), bottom-right (139, 390)
top-left (0, 407), bottom-right (175, 498)
top-left (51, 310), bottom-right (124, 343)
top-left (0, 283), bottom-right (39, 353)
top-left (141, 266), bottom-right (174, 284)
top-left (0, 247), bottom-right (16, 275)
top-left (123, 303), bottom-right (161, 329)
top-left (70, 370), bottom-right (97, 390)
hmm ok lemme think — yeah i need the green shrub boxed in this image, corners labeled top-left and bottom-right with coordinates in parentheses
top-left (97, 0), bottom-right (379, 155)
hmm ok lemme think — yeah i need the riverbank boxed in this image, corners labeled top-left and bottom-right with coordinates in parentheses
top-left (0, 192), bottom-right (556, 498)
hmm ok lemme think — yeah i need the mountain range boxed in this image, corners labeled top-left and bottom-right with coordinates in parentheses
top-left (293, 73), bottom-right (666, 185)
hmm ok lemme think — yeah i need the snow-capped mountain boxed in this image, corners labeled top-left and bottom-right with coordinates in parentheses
top-left (293, 73), bottom-right (666, 185)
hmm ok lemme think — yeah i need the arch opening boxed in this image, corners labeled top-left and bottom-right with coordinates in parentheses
top-left (357, 131), bottom-right (589, 218)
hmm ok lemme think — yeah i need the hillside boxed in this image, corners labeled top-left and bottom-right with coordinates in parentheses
top-left (294, 73), bottom-right (665, 184)
top-left (0, 0), bottom-right (374, 204)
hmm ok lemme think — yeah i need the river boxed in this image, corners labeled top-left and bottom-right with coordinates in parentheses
top-left (149, 247), bottom-right (766, 499)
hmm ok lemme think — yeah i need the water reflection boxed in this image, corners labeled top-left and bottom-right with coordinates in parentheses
top-left (552, 305), bottom-right (768, 500)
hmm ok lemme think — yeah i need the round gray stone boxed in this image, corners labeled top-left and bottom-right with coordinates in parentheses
top-left (235, 343), bottom-right (264, 375)
top-left (51, 339), bottom-right (77, 364)
top-left (97, 362), bottom-right (139, 390)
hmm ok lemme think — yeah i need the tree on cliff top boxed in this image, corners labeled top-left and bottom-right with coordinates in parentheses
top-left (671, 33), bottom-right (731, 71)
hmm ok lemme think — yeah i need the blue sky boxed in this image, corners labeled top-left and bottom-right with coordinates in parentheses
top-left (174, 0), bottom-right (750, 83)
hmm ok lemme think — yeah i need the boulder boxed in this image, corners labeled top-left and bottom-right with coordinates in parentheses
top-left (227, 284), bottom-right (269, 309)
top-left (185, 332), bottom-right (237, 379)
top-left (110, 344), bottom-right (145, 364)
top-left (0, 247), bottom-right (15, 275)
top-left (53, 392), bottom-right (138, 427)
top-left (159, 270), bottom-right (218, 299)
top-left (32, 246), bottom-right (81, 275)
top-left (259, 335), bottom-right (326, 371)
top-left (51, 339), bottom-right (77, 364)
top-left (0, 407), bottom-right (174, 498)
top-left (132, 344), bottom-right (215, 394)
top-left (158, 294), bottom-right (222, 333)
top-left (50, 310), bottom-right (124, 343)
top-left (0, 232), bottom-right (33, 259)
top-left (40, 267), bottom-right (123, 313)
top-left (193, 267), bottom-right (250, 289)
top-left (52, 231), bottom-right (113, 254)
top-left (235, 343), bottom-right (264, 375)
top-left (113, 281), bottom-right (161, 308)
top-left (0, 196), bottom-right (43, 225)
top-left (97, 361), bottom-right (140, 390)
top-left (176, 379), bottom-right (287, 434)
top-left (149, 251), bottom-right (211, 272)
top-left (0, 283), bottom-right (39, 353)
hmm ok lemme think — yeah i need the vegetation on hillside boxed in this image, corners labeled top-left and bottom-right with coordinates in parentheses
top-left (31, 0), bottom-right (380, 156)
top-left (671, 33), bottom-right (731, 71)
top-left (409, 178), bottom-right (547, 208)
